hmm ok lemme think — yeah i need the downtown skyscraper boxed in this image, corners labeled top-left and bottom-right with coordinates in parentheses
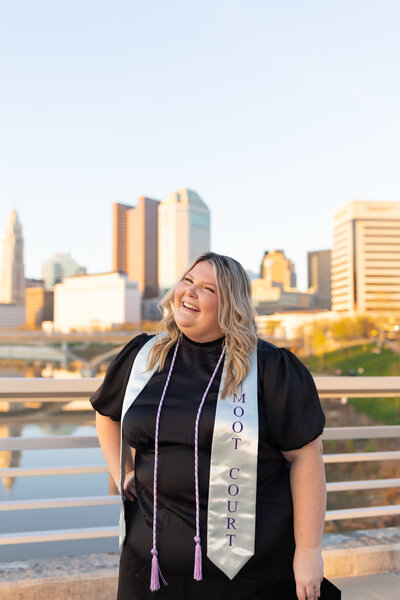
top-left (0, 209), bottom-right (25, 305)
top-left (332, 201), bottom-right (400, 314)
top-left (307, 250), bottom-right (331, 309)
top-left (112, 197), bottom-right (160, 298)
top-left (158, 189), bottom-right (211, 291)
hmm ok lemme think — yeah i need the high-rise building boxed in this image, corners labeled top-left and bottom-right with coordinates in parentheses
top-left (307, 250), bottom-right (332, 309)
top-left (112, 203), bottom-right (132, 275)
top-left (25, 287), bottom-right (54, 328)
top-left (0, 210), bottom-right (25, 305)
top-left (251, 249), bottom-right (316, 314)
top-left (158, 189), bottom-right (210, 290)
top-left (42, 253), bottom-right (86, 290)
top-left (332, 201), bottom-right (400, 314)
top-left (260, 250), bottom-right (297, 288)
top-left (112, 198), bottom-right (160, 298)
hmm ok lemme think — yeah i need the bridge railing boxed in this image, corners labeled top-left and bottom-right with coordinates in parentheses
top-left (0, 377), bottom-right (399, 545)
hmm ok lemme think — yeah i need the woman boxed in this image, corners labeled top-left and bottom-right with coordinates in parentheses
top-left (91, 252), bottom-right (331, 600)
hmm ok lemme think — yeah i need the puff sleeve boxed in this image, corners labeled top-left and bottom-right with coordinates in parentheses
top-left (89, 333), bottom-right (151, 421)
top-left (261, 344), bottom-right (325, 451)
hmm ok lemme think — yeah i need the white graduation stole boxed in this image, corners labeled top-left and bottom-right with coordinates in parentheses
top-left (119, 334), bottom-right (258, 579)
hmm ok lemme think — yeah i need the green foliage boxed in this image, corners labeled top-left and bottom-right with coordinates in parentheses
top-left (330, 316), bottom-right (372, 341)
top-left (349, 397), bottom-right (400, 425)
top-left (304, 343), bottom-right (400, 376)
top-left (312, 328), bottom-right (328, 356)
top-left (303, 343), bottom-right (400, 424)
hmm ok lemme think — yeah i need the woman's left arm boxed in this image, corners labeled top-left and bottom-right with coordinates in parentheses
top-left (282, 435), bottom-right (326, 600)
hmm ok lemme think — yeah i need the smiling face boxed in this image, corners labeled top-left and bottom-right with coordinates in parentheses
top-left (173, 261), bottom-right (224, 343)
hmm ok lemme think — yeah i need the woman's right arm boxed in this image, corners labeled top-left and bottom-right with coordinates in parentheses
top-left (91, 335), bottom-right (150, 501)
top-left (95, 412), bottom-right (136, 501)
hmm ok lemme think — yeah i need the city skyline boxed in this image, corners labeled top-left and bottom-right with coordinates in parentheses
top-left (0, 198), bottom-right (398, 294)
top-left (0, 201), bottom-right (332, 293)
top-left (2, 199), bottom-right (400, 330)
top-left (1, 3), bottom-right (400, 290)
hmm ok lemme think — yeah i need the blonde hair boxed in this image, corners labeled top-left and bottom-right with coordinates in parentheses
top-left (147, 252), bottom-right (258, 398)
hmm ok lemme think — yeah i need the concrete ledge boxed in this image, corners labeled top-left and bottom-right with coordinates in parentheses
top-left (322, 526), bottom-right (400, 578)
top-left (0, 571), bottom-right (117, 600)
top-left (324, 543), bottom-right (400, 579)
top-left (0, 528), bottom-right (399, 599)
top-left (0, 553), bottom-right (118, 600)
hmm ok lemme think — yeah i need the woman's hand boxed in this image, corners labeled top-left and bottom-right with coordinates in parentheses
top-left (120, 469), bottom-right (137, 501)
top-left (293, 547), bottom-right (324, 600)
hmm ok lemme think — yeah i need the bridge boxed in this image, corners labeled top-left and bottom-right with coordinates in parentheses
top-left (0, 330), bottom-right (299, 376)
top-left (0, 343), bottom-right (125, 376)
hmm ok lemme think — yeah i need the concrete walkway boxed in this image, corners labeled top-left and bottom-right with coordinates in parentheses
top-left (332, 572), bottom-right (400, 600)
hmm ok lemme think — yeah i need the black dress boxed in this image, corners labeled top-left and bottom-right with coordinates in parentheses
top-left (90, 333), bottom-right (325, 600)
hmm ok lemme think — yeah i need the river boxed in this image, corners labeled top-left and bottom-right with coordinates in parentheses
top-left (0, 414), bottom-right (120, 562)
top-left (0, 362), bottom-right (119, 562)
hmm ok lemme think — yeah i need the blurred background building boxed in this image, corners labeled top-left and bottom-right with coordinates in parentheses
top-left (112, 202), bottom-right (131, 274)
top-left (25, 278), bottom-right (44, 289)
top-left (53, 272), bottom-right (140, 333)
top-left (0, 303), bottom-right (25, 329)
top-left (25, 288), bottom-right (54, 329)
top-left (307, 249), bottom-right (332, 310)
top-left (42, 252), bottom-right (86, 290)
top-left (251, 279), bottom-right (316, 314)
top-left (112, 197), bottom-right (160, 298)
top-left (260, 249), bottom-right (296, 288)
top-left (0, 210), bottom-right (26, 328)
top-left (158, 189), bottom-right (210, 291)
top-left (252, 249), bottom-right (316, 315)
top-left (0, 209), bottom-right (25, 305)
top-left (332, 200), bottom-right (400, 314)
top-left (255, 309), bottom-right (340, 342)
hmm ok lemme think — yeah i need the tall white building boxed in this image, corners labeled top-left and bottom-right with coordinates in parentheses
top-left (0, 210), bottom-right (25, 305)
top-left (332, 201), bottom-right (400, 314)
top-left (42, 252), bottom-right (86, 290)
top-left (158, 189), bottom-right (210, 290)
top-left (54, 272), bottom-right (141, 333)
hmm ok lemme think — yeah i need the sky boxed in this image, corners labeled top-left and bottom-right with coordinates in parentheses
top-left (1, 1), bottom-right (400, 290)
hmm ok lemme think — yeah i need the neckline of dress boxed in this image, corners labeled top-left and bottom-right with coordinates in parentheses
top-left (181, 332), bottom-right (225, 348)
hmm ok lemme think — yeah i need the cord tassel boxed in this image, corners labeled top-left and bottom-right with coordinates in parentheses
top-left (194, 535), bottom-right (203, 581)
top-left (149, 335), bottom-right (225, 591)
top-left (149, 336), bottom-right (181, 592)
top-left (150, 548), bottom-right (167, 591)
top-left (192, 345), bottom-right (225, 584)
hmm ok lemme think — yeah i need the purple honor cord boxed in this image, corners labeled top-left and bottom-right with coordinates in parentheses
top-left (150, 334), bottom-right (226, 592)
